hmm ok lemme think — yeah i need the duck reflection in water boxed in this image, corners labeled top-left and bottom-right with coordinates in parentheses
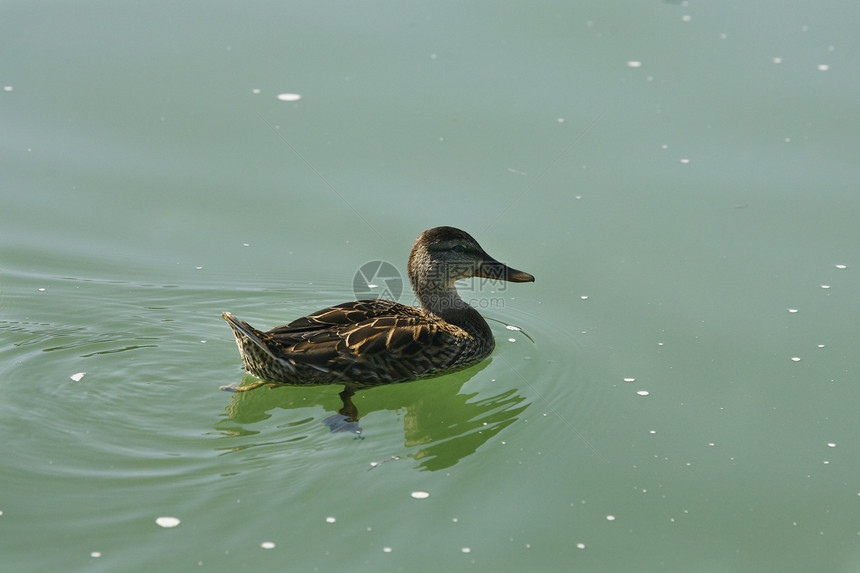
top-left (219, 363), bottom-right (530, 471)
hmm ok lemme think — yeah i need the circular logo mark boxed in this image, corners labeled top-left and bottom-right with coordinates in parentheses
top-left (352, 260), bottom-right (403, 301)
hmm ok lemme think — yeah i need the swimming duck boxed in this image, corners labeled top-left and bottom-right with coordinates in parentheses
top-left (222, 226), bottom-right (534, 390)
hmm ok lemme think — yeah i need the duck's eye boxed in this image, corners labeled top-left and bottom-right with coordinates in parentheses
top-left (452, 244), bottom-right (465, 254)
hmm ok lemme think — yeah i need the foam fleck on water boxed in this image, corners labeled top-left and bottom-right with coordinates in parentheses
top-left (155, 517), bottom-right (180, 528)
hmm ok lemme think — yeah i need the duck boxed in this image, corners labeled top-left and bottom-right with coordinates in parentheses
top-left (222, 226), bottom-right (534, 390)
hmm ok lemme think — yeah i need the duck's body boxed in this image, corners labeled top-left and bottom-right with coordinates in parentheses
top-left (223, 226), bottom-right (534, 388)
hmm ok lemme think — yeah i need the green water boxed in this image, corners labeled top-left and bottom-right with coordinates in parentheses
top-left (3, 1), bottom-right (859, 571)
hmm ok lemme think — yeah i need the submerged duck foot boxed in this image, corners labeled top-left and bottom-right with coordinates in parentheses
top-left (219, 380), bottom-right (273, 393)
top-left (323, 387), bottom-right (363, 437)
top-left (323, 413), bottom-right (363, 437)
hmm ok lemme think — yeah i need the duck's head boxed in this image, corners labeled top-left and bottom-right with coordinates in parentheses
top-left (407, 226), bottom-right (535, 291)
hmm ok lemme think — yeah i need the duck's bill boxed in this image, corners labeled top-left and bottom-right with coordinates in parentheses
top-left (476, 256), bottom-right (535, 283)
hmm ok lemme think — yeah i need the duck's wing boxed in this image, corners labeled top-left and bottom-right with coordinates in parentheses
top-left (268, 300), bottom-right (422, 334)
top-left (264, 301), bottom-right (466, 378)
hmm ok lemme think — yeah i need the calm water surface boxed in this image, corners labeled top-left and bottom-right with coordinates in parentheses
top-left (2, 1), bottom-right (860, 571)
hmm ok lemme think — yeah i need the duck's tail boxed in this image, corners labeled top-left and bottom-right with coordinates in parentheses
top-left (222, 312), bottom-right (279, 361)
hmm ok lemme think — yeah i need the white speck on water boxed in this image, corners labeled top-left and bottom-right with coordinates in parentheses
top-left (835, 264), bottom-right (847, 269)
top-left (637, 390), bottom-right (650, 396)
top-left (383, 547), bottom-right (393, 553)
top-left (70, 372), bottom-right (86, 382)
top-left (817, 64), bottom-right (830, 71)
top-left (90, 552), bottom-right (101, 558)
top-left (719, 32), bottom-right (727, 40)
top-left (195, 266), bottom-right (203, 270)
top-left (821, 285), bottom-right (830, 289)
top-left (626, 60), bottom-right (642, 68)
top-left (452, 517), bottom-right (459, 522)
top-left (580, 295), bottom-right (589, 300)
top-left (367, 284), bottom-right (378, 289)
top-left (461, 547), bottom-right (471, 553)
top-left (606, 515), bottom-right (616, 521)
top-left (649, 430), bottom-right (657, 434)
top-left (260, 542), bottom-right (276, 549)
top-left (681, 14), bottom-right (692, 22)
top-left (277, 93), bottom-right (302, 101)
top-left (411, 491), bottom-right (430, 499)
top-left (773, 57), bottom-right (783, 64)
top-left (680, 158), bottom-right (690, 164)
top-left (623, 377), bottom-right (635, 383)
top-left (156, 517), bottom-right (180, 528)
top-left (3, 86), bottom-right (12, 92)
top-left (817, 344), bottom-right (826, 348)
top-left (576, 542), bottom-right (586, 549)
top-left (508, 338), bottom-right (516, 343)
top-left (251, 88), bottom-right (261, 94)
top-left (325, 516), bottom-right (336, 523)
top-left (827, 443), bottom-right (836, 448)
top-left (557, 117), bottom-right (565, 123)
top-left (243, 243), bottom-right (250, 247)
top-left (788, 308), bottom-right (799, 313)
top-left (505, 325), bottom-right (521, 331)
top-left (791, 357), bottom-right (801, 362)
top-left (38, 287), bottom-right (46, 292)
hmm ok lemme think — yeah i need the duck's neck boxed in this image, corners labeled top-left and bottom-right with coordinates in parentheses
top-left (415, 282), bottom-right (468, 321)
top-left (414, 282), bottom-right (492, 339)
